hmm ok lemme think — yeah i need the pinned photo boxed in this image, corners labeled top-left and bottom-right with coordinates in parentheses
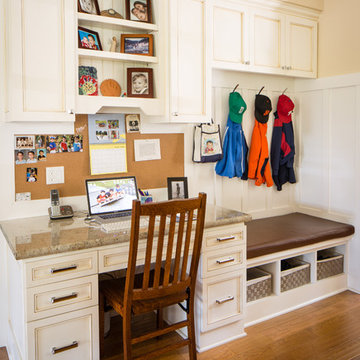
top-left (35, 135), bottom-right (46, 149)
top-left (110, 130), bottom-right (119, 140)
top-left (26, 168), bottom-right (38, 183)
top-left (15, 136), bottom-right (35, 150)
top-left (96, 120), bottom-right (107, 128)
top-left (58, 135), bottom-right (72, 152)
top-left (37, 148), bottom-right (47, 161)
top-left (96, 131), bottom-right (109, 141)
top-left (126, 114), bottom-right (140, 133)
top-left (15, 149), bottom-right (37, 165)
top-left (46, 136), bottom-right (59, 153)
top-left (71, 135), bottom-right (83, 152)
top-left (26, 150), bottom-right (37, 164)
top-left (108, 120), bottom-right (119, 129)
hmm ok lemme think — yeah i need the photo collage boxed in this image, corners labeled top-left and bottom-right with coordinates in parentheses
top-left (94, 119), bottom-right (123, 143)
top-left (14, 134), bottom-right (84, 182)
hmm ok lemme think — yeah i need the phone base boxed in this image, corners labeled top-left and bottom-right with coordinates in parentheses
top-left (48, 206), bottom-right (74, 220)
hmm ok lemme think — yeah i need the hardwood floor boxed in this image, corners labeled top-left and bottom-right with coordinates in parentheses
top-left (103, 290), bottom-right (360, 360)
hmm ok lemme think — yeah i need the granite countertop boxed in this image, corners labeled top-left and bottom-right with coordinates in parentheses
top-left (0, 205), bottom-right (251, 261)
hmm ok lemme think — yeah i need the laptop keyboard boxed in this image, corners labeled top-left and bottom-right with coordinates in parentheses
top-left (101, 218), bottom-right (149, 233)
top-left (99, 211), bottom-right (131, 219)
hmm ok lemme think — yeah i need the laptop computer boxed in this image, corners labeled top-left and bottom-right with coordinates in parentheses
top-left (85, 176), bottom-right (139, 224)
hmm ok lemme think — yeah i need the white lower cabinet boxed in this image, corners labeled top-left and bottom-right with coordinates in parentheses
top-left (27, 306), bottom-right (99, 360)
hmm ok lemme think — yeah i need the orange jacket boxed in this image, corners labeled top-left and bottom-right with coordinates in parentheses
top-left (248, 120), bottom-right (273, 187)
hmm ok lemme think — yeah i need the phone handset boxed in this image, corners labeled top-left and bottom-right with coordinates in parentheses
top-left (50, 189), bottom-right (61, 217)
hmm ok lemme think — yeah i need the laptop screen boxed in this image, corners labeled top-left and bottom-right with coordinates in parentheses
top-left (85, 176), bottom-right (139, 216)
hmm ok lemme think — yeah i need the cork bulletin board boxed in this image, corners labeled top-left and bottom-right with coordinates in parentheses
top-left (14, 115), bottom-right (184, 200)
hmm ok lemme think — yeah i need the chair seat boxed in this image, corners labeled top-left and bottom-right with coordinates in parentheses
top-left (100, 271), bottom-right (189, 315)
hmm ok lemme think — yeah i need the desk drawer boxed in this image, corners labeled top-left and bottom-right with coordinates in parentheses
top-left (27, 275), bottom-right (98, 321)
top-left (27, 306), bottom-right (99, 360)
top-left (202, 272), bottom-right (244, 332)
top-left (25, 251), bottom-right (97, 288)
top-left (202, 246), bottom-right (245, 278)
top-left (204, 224), bottom-right (245, 250)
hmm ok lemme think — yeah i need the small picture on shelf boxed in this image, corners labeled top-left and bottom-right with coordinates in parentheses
top-left (127, 68), bottom-right (153, 98)
top-left (121, 34), bottom-right (153, 56)
top-left (126, 0), bottom-right (152, 23)
top-left (78, 66), bottom-right (98, 96)
top-left (78, 26), bottom-right (102, 50)
top-left (167, 177), bottom-right (189, 200)
top-left (77, 0), bottom-right (100, 15)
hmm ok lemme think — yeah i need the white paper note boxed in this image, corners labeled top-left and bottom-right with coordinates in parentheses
top-left (134, 139), bottom-right (161, 161)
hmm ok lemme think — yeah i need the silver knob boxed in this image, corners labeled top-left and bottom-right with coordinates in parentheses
top-left (172, 112), bottom-right (178, 116)
top-left (245, 60), bottom-right (250, 65)
top-left (67, 109), bottom-right (74, 114)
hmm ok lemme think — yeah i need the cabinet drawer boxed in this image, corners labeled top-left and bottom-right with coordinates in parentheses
top-left (203, 224), bottom-right (245, 250)
top-left (202, 246), bottom-right (245, 278)
top-left (25, 251), bottom-right (97, 287)
top-left (202, 272), bottom-right (244, 332)
top-left (27, 275), bottom-right (98, 321)
top-left (27, 306), bottom-right (99, 360)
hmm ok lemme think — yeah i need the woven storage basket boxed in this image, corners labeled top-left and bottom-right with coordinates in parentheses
top-left (281, 258), bottom-right (310, 292)
top-left (247, 267), bottom-right (272, 302)
top-left (317, 250), bottom-right (344, 280)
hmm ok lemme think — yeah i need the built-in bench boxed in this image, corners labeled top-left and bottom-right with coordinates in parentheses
top-left (247, 212), bottom-right (355, 259)
top-left (245, 213), bottom-right (355, 327)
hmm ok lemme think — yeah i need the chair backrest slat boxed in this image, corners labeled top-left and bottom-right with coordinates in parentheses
top-left (153, 214), bottom-right (166, 288)
top-left (163, 213), bottom-right (177, 287)
top-left (180, 210), bottom-right (194, 281)
top-left (142, 214), bottom-right (156, 290)
top-left (172, 212), bottom-right (185, 283)
top-left (125, 193), bottom-right (206, 305)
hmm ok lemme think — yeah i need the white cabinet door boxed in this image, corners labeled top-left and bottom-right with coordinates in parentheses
top-left (169, 0), bottom-right (210, 123)
top-left (6, 0), bottom-right (76, 122)
top-left (250, 9), bottom-right (286, 74)
top-left (212, 2), bottom-right (250, 71)
top-left (285, 15), bottom-right (317, 78)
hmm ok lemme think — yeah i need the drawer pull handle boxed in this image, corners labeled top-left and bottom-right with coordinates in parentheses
top-left (50, 264), bottom-right (77, 274)
top-left (216, 257), bottom-right (235, 264)
top-left (51, 341), bottom-right (78, 354)
top-left (51, 292), bottom-right (78, 304)
top-left (216, 295), bottom-right (234, 305)
top-left (217, 236), bottom-right (235, 242)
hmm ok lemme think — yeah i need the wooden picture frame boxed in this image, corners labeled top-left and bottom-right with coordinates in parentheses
top-left (125, 0), bottom-right (152, 23)
top-left (127, 68), bottom-right (153, 98)
top-left (77, 0), bottom-right (100, 15)
top-left (78, 26), bottom-right (102, 51)
top-left (121, 34), bottom-right (154, 56)
top-left (167, 177), bottom-right (189, 200)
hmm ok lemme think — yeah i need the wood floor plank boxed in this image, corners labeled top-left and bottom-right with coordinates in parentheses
top-left (102, 291), bottom-right (360, 360)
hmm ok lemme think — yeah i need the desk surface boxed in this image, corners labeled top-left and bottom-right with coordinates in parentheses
top-left (0, 205), bottom-right (251, 260)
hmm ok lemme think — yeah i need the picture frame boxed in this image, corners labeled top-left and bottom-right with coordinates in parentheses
top-left (125, 0), bottom-right (152, 23)
top-left (167, 177), bottom-right (189, 200)
top-left (78, 26), bottom-right (102, 51)
top-left (77, 0), bottom-right (100, 15)
top-left (127, 68), bottom-right (153, 98)
top-left (125, 114), bottom-right (141, 133)
top-left (121, 34), bottom-right (154, 56)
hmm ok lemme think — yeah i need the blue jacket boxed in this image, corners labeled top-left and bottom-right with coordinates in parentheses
top-left (215, 115), bottom-right (248, 179)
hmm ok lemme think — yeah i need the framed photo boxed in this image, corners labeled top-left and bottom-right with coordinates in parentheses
top-left (167, 177), bottom-right (189, 200)
top-left (125, 114), bottom-right (140, 133)
top-left (125, 0), bottom-right (152, 23)
top-left (121, 34), bottom-right (153, 56)
top-left (77, 0), bottom-right (100, 15)
top-left (127, 68), bottom-right (153, 98)
top-left (78, 27), bottom-right (102, 50)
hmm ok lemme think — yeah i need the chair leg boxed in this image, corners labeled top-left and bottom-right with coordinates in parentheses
top-left (122, 310), bottom-right (133, 360)
top-left (99, 292), bottom-right (105, 359)
top-left (157, 308), bottom-right (164, 330)
top-left (187, 303), bottom-right (197, 360)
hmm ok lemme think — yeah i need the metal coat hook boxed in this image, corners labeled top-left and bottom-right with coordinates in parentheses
top-left (282, 88), bottom-right (288, 95)
top-left (258, 86), bottom-right (265, 95)
top-left (232, 84), bottom-right (239, 93)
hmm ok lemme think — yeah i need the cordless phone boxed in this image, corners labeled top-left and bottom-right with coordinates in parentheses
top-left (48, 190), bottom-right (74, 220)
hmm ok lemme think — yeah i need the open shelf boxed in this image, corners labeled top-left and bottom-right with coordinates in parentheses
top-left (78, 49), bottom-right (158, 63)
top-left (76, 95), bottom-right (163, 116)
top-left (77, 13), bottom-right (159, 32)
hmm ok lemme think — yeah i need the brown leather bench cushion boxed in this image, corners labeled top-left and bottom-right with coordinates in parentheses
top-left (247, 213), bottom-right (354, 259)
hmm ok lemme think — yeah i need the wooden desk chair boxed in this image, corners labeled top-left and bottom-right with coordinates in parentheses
top-left (99, 192), bottom-right (207, 360)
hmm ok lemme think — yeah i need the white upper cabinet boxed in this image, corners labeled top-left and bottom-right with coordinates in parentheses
top-left (5, 0), bottom-right (76, 122)
top-left (168, 0), bottom-right (211, 123)
top-left (285, 15), bottom-right (317, 77)
top-left (211, 0), bottom-right (318, 78)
